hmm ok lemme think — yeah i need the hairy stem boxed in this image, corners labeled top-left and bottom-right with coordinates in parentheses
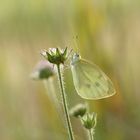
top-left (57, 64), bottom-right (75, 140)
top-left (88, 129), bottom-right (94, 140)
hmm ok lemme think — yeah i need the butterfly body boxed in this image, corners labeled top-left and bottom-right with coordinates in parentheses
top-left (70, 53), bottom-right (116, 100)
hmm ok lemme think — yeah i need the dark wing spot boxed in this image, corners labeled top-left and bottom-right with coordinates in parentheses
top-left (95, 82), bottom-right (100, 87)
top-left (98, 74), bottom-right (102, 79)
top-left (86, 83), bottom-right (91, 88)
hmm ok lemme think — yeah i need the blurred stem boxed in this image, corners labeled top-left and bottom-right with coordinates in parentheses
top-left (57, 64), bottom-right (75, 140)
top-left (88, 129), bottom-right (94, 140)
top-left (43, 78), bottom-right (63, 118)
top-left (43, 78), bottom-right (57, 105)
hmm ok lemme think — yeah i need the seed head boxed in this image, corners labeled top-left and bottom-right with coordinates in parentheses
top-left (41, 48), bottom-right (68, 65)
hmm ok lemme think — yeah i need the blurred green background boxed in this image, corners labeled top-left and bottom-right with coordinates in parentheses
top-left (0, 0), bottom-right (140, 140)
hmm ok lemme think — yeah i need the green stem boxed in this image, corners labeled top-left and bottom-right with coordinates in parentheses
top-left (88, 129), bottom-right (94, 140)
top-left (57, 64), bottom-right (75, 140)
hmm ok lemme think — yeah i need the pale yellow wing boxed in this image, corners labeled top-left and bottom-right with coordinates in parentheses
top-left (71, 59), bottom-right (116, 100)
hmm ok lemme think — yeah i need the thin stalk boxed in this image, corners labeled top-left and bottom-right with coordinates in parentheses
top-left (57, 64), bottom-right (75, 140)
top-left (88, 129), bottom-right (94, 140)
top-left (43, 79), bottom-right (63, 119)
top-left (43, 78), bottom-right (58, 106)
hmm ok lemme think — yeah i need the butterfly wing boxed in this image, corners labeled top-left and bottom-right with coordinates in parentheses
top-left (71, 59), bottom-right (116, 99)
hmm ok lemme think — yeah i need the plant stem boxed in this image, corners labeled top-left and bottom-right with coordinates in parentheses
top-left (88, 129), bottom-right (94, 140)
top-left (43, 79), bottom-right (63, 120)
top-left (57, 64), bottom-right (75, 140)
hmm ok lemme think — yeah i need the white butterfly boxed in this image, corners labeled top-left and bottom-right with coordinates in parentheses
top-left (70, 53), bottom-right (116, 100)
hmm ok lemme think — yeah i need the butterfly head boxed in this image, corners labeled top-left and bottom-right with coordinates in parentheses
top-left (71, 53), bottom-right (81, 65)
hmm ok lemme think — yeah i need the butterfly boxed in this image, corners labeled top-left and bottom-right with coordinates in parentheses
top-left (70, 53), bottom-right (116, 100)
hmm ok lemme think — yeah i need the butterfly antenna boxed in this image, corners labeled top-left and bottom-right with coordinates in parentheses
top-left (64, 48), bottom-right (73, 68)
top-left (73, 35), bottom-right (80, 53)
top-left (67, 48), bottom-right (73, 59)
top-left (70, 25), bottom-right (80, 53)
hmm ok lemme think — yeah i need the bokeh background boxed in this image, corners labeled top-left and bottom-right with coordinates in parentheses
top-left (0, 0), bottom-right (140, 140)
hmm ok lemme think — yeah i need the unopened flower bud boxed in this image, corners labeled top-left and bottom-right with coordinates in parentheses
top-left (69, 103), bottom-right (88, 118)
top-left (31, 60), bottom-right (54, 80)
top-left (81, 112), bottom-right (97, 130)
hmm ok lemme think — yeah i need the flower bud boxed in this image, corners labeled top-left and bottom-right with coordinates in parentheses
top-left (81, 112), bottom-right (97, 130)
top-left (69, 103), bottom-right (88, 118)
top-left (41, 48), bottom-right (67, 65)
top-left (31, 60), bottom-right (54, 80)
